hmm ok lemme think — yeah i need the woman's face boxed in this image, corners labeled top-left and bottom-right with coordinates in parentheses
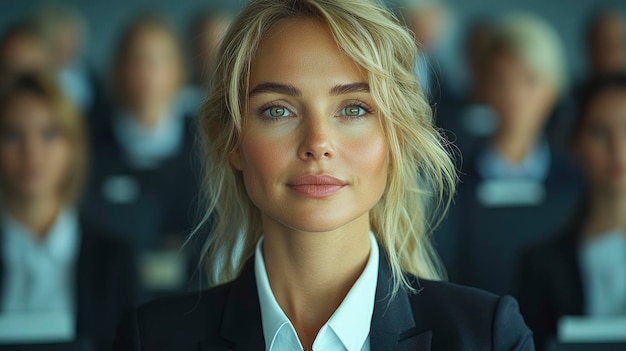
top-left (0, 92), bottom-right (71, 202)
top-left (576, 88), bottom-right (626, 193)
top-left (486, 52), bottom-right (557, 133)
top-left (121, 28), bottom-right (181, 108)
top-left (230, 18), bottom-right (389, 233)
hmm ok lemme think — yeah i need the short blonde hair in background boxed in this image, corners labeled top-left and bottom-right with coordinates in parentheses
top-left (194, 0), bottom-right (457, 296)
top-left (485, 13), bottom-right (568, 95)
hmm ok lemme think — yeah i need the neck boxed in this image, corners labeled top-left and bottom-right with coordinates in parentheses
top-left (127, 102), bottom-right (170, 129)
top-left (492, 124), bottom-right (541, 163)
top-left (5, 195), bottom-right (62, 240)
top-left (262, 215), bottom-right (372, 350)
top-left (584, 189), bottom-right (626, 238)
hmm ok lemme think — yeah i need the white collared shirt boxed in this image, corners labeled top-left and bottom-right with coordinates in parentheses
top-left (255, 232), bottom-right (379, 351)
top-left (1, 208), bottom-right (80, 312)
top-left (112, 108), bottom-right (185, 170)
top-left (579, 229), bottom-right (626, 315)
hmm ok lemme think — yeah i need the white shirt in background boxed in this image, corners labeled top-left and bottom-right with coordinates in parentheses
top-left (579, 229), bottom-right (626, 316)
top-left (1, 208), bottom-right (80, 313)
top-left (255, 232), bottom-right (379, 351)
top-left (112, 109), bottom-right (185, 170)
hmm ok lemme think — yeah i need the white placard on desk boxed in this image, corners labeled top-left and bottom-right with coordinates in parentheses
top-left (558, 316), bottom-right (626, 343)
top-left (0, 309), bottom-right (74, 343)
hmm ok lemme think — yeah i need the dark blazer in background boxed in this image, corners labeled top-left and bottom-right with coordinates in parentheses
top-left (115, 252), bottom-right (534, 351)
top-left (81, 116), bottom-right (201, 250)
top-left (518, 222), bottom-right (585, 351)
top-left (437, 145), bottom-right (582, 294)
top-left (0, 217), bottom-right (139, 351)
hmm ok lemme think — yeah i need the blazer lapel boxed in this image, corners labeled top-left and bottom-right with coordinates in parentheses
top-left (75, 227), bottom-right (96, 338)
top-left (370, 253), bottom-right (432, 351)
top-left (203, 259), bottom-right (265, 351)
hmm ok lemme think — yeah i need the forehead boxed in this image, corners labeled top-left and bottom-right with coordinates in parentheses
top-left (249, 17), bottom-right (368, 88)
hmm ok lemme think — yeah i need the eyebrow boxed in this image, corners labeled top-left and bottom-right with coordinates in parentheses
top-left (248, 82), bottom-right (370, 97)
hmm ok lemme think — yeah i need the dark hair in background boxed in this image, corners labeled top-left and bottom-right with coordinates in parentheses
top-left (573, 73), bottom-right (626, 136)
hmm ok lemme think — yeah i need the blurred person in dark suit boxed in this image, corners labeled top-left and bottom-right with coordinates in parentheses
top-left (435, 20), bottom-right (497, 157)
top-left (586, 10), bottom-right (626, 77)
top-left (81, 15), bottom-right (200, 293)
top-left (178, 10), bottom-right (233, 116)
top-left (445, 13), bottom-right (582, 295)
top-left (0, 23), bottom-right (50, 83)
top-left (35, 5), bottom-right (109, 129)
top-left (519, 74), bottom-right (626, 351)
top-left (0, 73), bottom-right (137, 351)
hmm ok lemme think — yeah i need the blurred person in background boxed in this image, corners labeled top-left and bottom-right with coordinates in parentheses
top-left (396, 0), bottom-right (450, 104)
top-left (0, 73), bottom-right (136, 350)
top-left (35, 4), bottom-right (108, 127)
top-left (0, 23), bottom-right (49, 83)
top-left (191, 11), bottom-right (232, 87)
top-left (444, 13), bottom-right (582, 295)
top-left (178, 10), bottom-right (233, 116)
top-left (519, 74), bottom-right (626, 351)
top-left (81, 15), bottom-right (200, 294)
top-left (586, 10), bottom-right (626, 77)
top-left (435, 19), bottom-right (497, 156)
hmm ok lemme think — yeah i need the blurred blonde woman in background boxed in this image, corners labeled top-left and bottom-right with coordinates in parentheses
top-left (444, 13), bottom-right (582, 295)
top-left (0, 73), bottom-right (136, 350)
top-left (116, 1), bottom-right (533, 350)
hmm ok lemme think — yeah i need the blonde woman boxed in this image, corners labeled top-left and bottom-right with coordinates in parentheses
top-left (115, 1), bottom-right (533, 350)
top-left (0, 73), bottom-right (136, 350)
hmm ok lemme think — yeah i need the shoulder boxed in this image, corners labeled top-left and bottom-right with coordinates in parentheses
top-left (115, 284), bottom-right (233, 350)
top-left (408, 279), bottom-right (534, 350)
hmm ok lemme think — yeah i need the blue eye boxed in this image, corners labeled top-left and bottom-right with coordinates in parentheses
top-left (339, 105), bottom-right (368, 118)
top-left (262, 106), bottom-right (291, 118)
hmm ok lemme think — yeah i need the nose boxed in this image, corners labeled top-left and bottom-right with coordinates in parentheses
top-left (298, 116), bottom-right (334, 161)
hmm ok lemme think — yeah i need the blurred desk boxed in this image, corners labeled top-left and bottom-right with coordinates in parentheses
top-left (0, 339), bottom-right (94, 351)
top-left (559, 316), bottom-right (626, 343)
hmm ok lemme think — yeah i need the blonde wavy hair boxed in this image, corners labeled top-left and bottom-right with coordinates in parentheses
top-left (194, 0), bottom-right (456, 295)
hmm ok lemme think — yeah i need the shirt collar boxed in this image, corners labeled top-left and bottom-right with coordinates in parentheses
top-left (1, 208), bottom-right (80, 264)
top-left (254, 231), bottom-right (379, 351)
top-left (476, 138), bottom-right (551, 181)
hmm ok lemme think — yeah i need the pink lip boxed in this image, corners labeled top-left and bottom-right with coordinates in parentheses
top-left (287, 175), bottom-right (346, 198)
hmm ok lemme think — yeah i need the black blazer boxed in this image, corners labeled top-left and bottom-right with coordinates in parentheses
top-left (437, 143), bottom-right (582, 295)
top-left (81, 116), bottom-right (201, 250)
top-left (0, 217), bottom-right (138, 351)
top-left (115, 252), bottom-right (534, 350)
top-left (517, 224), bottom-right (585, 351)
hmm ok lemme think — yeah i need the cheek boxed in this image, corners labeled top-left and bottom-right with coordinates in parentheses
top-left (346, 131), bottom-right (389, 190)
top-left (45, 141), bottom-right (72, 178)
top-left (238, 134), bottom-right (292, 200)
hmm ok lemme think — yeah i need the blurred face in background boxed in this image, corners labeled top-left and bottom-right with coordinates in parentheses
top-left (0, 32), bottom-right (48, 78)
top-left (576, 88), bottom-right (626, 194)
top-left (404, 5), bottom-right (448, 52)
top-left (0, 92), bottom-right (71, 202)
top-left (485, 51), bottom-right (557, 134)
top-left (119, 26), bottom-right (183, 111)
top-left (194, 15), bottom-right (231, 84)
top-left (589, 13), bottom-right (626, 75)
top-left (48, 22), bottom-right (82, 69)
top-left (465, 24), bottom-right (491, 102)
